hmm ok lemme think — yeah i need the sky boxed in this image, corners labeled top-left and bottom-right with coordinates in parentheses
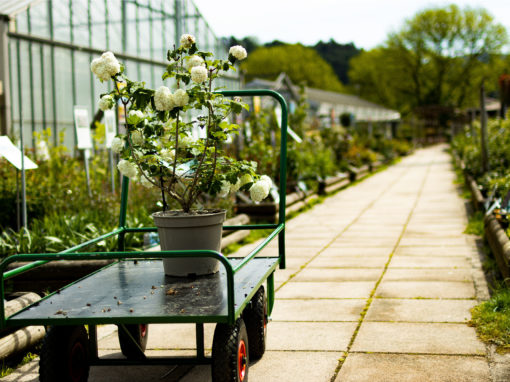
top-left (192, 0), bottom-right (510, 50)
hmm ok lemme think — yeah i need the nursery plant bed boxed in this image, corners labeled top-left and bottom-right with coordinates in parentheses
top-left (484, 214), bottom-right (510, 284)
top-left (5, 215), bottom-right (252, 295)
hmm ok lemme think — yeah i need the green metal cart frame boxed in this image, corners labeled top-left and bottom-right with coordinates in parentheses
top-left (0, 89), bottom-right (288, 381)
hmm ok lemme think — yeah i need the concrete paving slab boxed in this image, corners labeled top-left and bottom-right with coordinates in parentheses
top-left (308, 255), bottom-right (388, 268)
top-left (292, 268), bottom-right (382, 282)
top-left (351, 322), bottom-right (485, 355)
top-left (98, 323), bottom-right (216, 351)
top-left (276, 281), bottom-right (375, 299)
top-left (389, 256), bottom-right (471, 269)
top-left (376, 281), bottom-right (475, 299)
top-left (329, 238), bottom-right (397, 247)
top-left (266, 322), bottom-right (356, 351)
top-left (336, 353), bottom-right (491, 382)
top-left (398, 237), bottom-right (469, 247)
top-left (180, 351), bottom-right (343, 382)
top-left (320, 247), bottom-right (393, 256)
top-left (383, 268), bottom-right (472, 282)
top-left (365, 299), bottom-right (476, 322)
top-left (393, 246), bottom-right (475, 257)
top-left (271, 299), bottom-right (366, 321)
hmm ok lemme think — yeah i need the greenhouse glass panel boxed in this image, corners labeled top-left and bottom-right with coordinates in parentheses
top-left (42, 45), bottom-right (54, 133)
top-left (90, 0), bottom-right (106, 49)
top-left (52, 0), bottom-right (71, 43)
top-left (15, 11), bottom-right (29, 34)
top-left (125, 1), bottom-right (138, 55)
top-left (71, 0), bottom-right (89, 44)
top-left (106, 0), bottom-right (122, 51)
top-left (53, 47), bottom-right (74, 147)
top-left (74, 52), bottom-right (93, 115)
top-left (29, 2), bottom-right (50, 38)
top-left (30, 44), bottom-right (43, 134)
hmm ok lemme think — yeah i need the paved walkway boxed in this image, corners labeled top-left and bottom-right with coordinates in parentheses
top-left (3, 145), bottom-right (495, 381)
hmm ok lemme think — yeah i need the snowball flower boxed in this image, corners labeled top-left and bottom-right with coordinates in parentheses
top-left (154, 86), bottom-right (175, 111)
top-left (250, 179), bottom-right (271, 203)
top-left (179, 135), bottom-right (194, 148)
top-left (127, 109), bottom-right (145, 125)
top-left (160, 148), bottom-right (175, 162)
top-left (173, 89), bottom-right (189, 107)
top-left (191, 66), bottom-right (208, 83)
top-left (180, 34), bottom-right (196, 49)
top-left (259, 175), bottom-right (273, 189)
top-left (117, 159), bottom-right (138, 179)
top-left (131, 130), bottom-right (144, 146)
top-left (111, 137), bottom-right (124, 153)
top-left (139, 175), bottom-right (154, 189)
top-left (90, 51), bottom-right (120, 81)
top-left (229, 45), bottom-right (247, 61)
top-left (185, 55), bottom-right (205, 71)
top-left (98, 95), bottom-right (114, 111)
top-left (217, 180), bottom-right (231, 198)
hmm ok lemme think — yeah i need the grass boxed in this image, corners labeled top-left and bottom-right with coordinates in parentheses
top-left (470, 287), bottom-right (510, 352)
top-left (464, 211), bottom-right (485, 236)
top-left (0, 351), bottom-right (38, 378)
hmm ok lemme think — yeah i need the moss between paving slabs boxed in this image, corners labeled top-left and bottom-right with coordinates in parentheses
top-left (470, 288), bottom-right (510, 353)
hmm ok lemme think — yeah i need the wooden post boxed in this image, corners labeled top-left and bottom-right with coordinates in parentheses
top-left (480, 82), bottom-right (489, 175)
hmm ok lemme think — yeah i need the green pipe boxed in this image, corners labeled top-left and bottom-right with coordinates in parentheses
top-left (48, 0), bottom-right (57, 146)
top-left (232, 224), bottom-right (283, 273)
top-left (3, 227), bottom-right (124, 280)
top-left (267, 272), bottom-right (274, 315)
top-left (219, 90), bottom-right (288, 269)
top-left (39, 45), bottom-right (46, 133)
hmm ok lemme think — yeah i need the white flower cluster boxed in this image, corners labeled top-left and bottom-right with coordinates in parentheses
top-left (218, 174), bottom-right (271, 202)
top-left (229, 45), bottom-right (248, 61)
top-left (117, 159), bottom-right (138, 179)
top-left (128, 109), bottom-right (145, 125)
top-left (191, 66), bottom-right (208, 83)
top-left (139, 175), bottom-right (154, 189)
top-left (173, 89), bottom-right (189, 107)
top-left (98, 95), bottom-right (114, 111)
top-left (180, 34), bottom-right (196, 49)
top-left (160, 148), bottom-right (175, 162)
top-left (111, 137), bottom-right (124, 153)
top-left (249, 176), bottom-right (272, 203)
top-left (90, 51), bottom-right (120, 81)
top-left (185, 55), bottom-right (205, 71)
top-left (154, 86), bottom-right (189, 111)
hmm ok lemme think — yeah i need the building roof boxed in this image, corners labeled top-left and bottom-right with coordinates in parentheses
top-left (247, 76), bottom-right (400, 122)
top-left (0, 0), bottom-right (44, 19)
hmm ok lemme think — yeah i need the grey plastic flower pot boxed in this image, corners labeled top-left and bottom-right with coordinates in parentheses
top-left (151, 209), bottom-right (226, 277)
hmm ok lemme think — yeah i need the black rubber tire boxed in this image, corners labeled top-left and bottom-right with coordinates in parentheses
top-left (118, 324), bottom-right (149, 360)
top-left (39, 325), bottom-right (90, 382)
top-left (243, 286), bottom-right (267, 360)
top-left (211, 318), bottom-right (249, 382)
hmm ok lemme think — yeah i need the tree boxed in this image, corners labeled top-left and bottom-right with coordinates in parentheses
top-left (242, 44), bottom-right (345, 92)
top-left (348, 5), bottom-right (508, 115)
top-left (313, 39), bottom-right (361, 84)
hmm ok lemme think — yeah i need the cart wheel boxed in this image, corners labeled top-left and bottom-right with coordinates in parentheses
top-left (39, 325), bottom-right (90, 382)
top-left (118, 324), bottom-right (149, 360)
top-left (212, 318), bottom-right (249, 382)
top-left (243, 286), bottom-right (268, 360)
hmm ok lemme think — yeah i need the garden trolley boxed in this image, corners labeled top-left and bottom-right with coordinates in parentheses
top-left (0, 89), bottom-right (288, 382)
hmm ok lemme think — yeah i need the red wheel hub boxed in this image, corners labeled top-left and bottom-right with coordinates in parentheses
top-left (140, 324), bottom-right (147, 338)
top-left (238, 340), bottom-right (247, 381)
top-left (69, 341), bottom-right (86, 382)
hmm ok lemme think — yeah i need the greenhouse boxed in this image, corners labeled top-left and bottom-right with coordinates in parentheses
top-left (0, 0), bottom-right (239, 149)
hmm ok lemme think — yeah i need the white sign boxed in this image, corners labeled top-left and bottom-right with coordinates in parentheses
top-left (104, 109), bottom-right (117, 148)
top-left (274, 105), bottom-right (302, 143)
top-left (74, 107), bottom-right (93, 149)
top-left (0, 136), bottom-right (38, 170)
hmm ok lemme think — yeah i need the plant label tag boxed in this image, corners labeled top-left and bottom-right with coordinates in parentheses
top-left (104, 109), bottom-right (117, 148)
top-left (0, 136), bottom-right (37, 170)
top-left (74, 107), bottom-right (93, 149)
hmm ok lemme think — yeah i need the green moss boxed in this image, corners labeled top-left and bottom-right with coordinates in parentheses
top-left (464, 211), bottom-right (485, 236)
top-left (470, 288), bottom-right (510, 352)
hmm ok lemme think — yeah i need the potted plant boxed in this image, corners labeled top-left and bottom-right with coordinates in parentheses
top-left (91, 34), bottom-right (272, 276)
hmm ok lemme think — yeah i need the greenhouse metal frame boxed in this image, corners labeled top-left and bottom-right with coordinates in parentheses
top-left (0, 0), bottom-right (239, 149)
